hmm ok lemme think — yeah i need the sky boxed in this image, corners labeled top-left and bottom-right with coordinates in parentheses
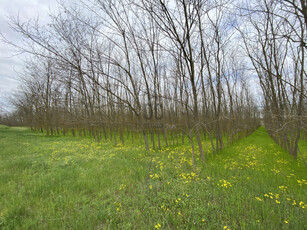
top-left (0, 0), bottom-right (67, 113)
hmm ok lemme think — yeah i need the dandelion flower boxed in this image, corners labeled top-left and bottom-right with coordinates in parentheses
top-left (299, 201), bottom-right (304, 206)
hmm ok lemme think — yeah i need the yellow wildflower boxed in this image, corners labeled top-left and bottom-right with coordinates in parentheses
top-left (278, 186), bottom-right (287, 191)
top-left (292, 200), bottom-right (296, 205)
top-left (255, 197), bottom-right (262, 202)
top-left (299, 202), bottom-right (306, 209)
top-left (119, 184), bottom-right (126, 190)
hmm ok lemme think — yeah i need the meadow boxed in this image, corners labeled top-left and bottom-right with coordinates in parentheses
top-left (0, 125), bottom-right (306, 229)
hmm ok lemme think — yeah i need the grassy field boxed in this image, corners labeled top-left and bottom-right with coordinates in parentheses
top-left (0, 125), bottom-right (306, 229)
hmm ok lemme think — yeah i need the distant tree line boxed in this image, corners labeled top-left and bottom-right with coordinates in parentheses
top-left (2, 0), bottom-right (306, 162)
top-left (238, 0), bottom-right (307, 160)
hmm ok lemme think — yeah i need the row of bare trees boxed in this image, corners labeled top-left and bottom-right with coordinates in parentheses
top-left (3, 0), bottom-right (305, 162)
top-left (239, 0), bottom-right (307, 160)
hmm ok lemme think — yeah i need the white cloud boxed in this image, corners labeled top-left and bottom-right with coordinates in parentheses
top-left (0, 0), bottom-right (66, 112)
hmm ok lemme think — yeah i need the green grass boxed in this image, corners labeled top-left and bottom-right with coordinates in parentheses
top-left (0, 125), bottom-right (306, 229)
